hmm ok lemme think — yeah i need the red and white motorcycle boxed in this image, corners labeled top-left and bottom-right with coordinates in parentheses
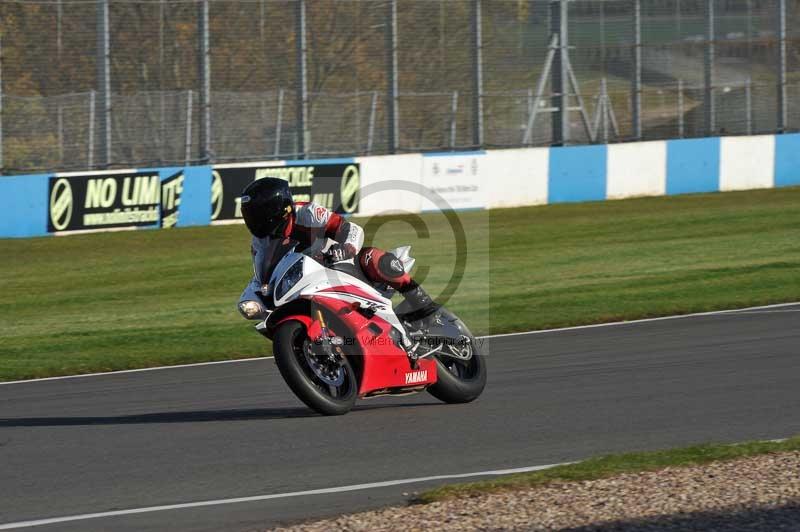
top-left (254, 245), bottom-right (486, 415)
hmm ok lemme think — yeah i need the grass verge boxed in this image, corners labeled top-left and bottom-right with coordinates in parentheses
top-left (1, 187), bottom-right (799, 380)
top-left (415, 436), bottom-right (800, 504)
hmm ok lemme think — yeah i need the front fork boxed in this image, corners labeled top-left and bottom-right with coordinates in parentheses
top-left (312, 308), bottom-right (346, 363)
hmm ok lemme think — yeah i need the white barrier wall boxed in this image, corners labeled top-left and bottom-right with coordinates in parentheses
top-left (606, 141), bottom-right (667, 199)
top-left (719, 135), bottom-right (775, 191)
top-left (356, 154), bottom-right (424, 216)
top-left (420, 153), bottom-right (487, 211)
top-left (484, 148), bottom-right (549, 208)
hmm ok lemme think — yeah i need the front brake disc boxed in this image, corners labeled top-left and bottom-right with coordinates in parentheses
top-left (303, 342), bottom-right (345, 386)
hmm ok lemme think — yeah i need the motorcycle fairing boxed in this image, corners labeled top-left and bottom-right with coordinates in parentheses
top-left (266, 290), bottom-right (437, 396)
top-left (262, 249), bottom-right (437, 396)
top-left (319, 295), bottom-right (438, 396)
top-left (270, 251), bottom-right (413, 346)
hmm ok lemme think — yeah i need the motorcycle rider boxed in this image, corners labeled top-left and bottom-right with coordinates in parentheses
top-left (237, 177), bottom-right (438, 323)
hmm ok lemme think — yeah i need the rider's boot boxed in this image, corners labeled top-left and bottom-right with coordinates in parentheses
top-left (397, 281), bottom-right (441, 369)
top-left (397, 280), bottom-right (440, 324)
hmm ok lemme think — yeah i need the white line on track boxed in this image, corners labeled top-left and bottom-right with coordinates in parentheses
top-left (0, 462), bottom-right (569, 530)
top-left (482, 301), bottom-right (800, 339)
top-left (732, 309), bottom-right (800, 314)
top-left (0, 357), bottom-right (273, 386)
top-left (1, 301), bottom-right (798, 387)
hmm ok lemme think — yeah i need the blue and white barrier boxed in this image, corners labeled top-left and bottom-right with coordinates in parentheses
top-left (1, 133), bottom-right (799, 238)
top-left (360, 133), bottom-right (800, 214)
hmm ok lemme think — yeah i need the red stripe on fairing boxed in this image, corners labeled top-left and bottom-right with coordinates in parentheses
top-left (320, 285), bottom-right (384, 304)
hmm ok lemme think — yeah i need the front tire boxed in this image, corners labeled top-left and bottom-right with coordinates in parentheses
top-left (273, 320), bottom-right (357, 415)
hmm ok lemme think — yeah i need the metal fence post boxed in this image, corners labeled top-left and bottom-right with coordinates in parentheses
top-left (260, 0), bottom-right (266, 45)
top-left (386, 0), bottom-right (399, 153)
top-left (185, 90), bottom-right (193, 165)
top-left (367, 91), bottom-right (377, 154)
top-left (470, 0), bottom-right (484, 148)
top-left (631, 0), bottom-right (642, 140)
top-left (550, 0), bottom-right (568, 145)
top-left (355, 90), bottom-right (362, 152)
top-left (57, 0), bottom-right (64, 104)
top-left (198, 0), bottom-right (212, 163)
top-left (450, 91), bottom-right (459, 148)
top-left (527, 88), bottom-right (534, 125)
top-left (57, 0), bottom-right (63, 62)
top-left (777, 0), bottom-right (787, 132)
top-left (559, 0), bottom-right (569, 144)
top-left (275, 88), bottom-right (284, 157)
top-left (745, 77), bottom-right (753, 134)
top-left (0, 32), bottom-right (4, 174)
top-left (97, 0), bottom-right (112, 167)
top-left (260, 98), bottom-right (267, 152)
top-left (677, 80), bottom-right (684, 138)
top-left (159, 0), bottom-right (166, 165)
top-left (703, 0), bottom-right (715, 135)
top-left (601, 78), bottom-right (610, 143)
top-left (295, 0), bottom-right (309, 159)
top-left (58, 103), bottom-right (64, 166)
top-left (88, 90), bottom-right (96, 168)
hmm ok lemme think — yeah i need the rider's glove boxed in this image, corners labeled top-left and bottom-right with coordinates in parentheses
top-left (325, 243), bottom-right (353, 263)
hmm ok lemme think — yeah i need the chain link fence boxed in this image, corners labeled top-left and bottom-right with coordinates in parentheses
top-left (0, 0), bottom-right (799, 175)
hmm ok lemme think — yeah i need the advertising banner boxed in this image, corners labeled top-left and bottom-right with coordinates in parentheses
top-left (211, 162), bottom-right (361, 224)
top-left (420, 153), bottom-right (486, 211)
top-left (47, 169), bottom-right (187, 233)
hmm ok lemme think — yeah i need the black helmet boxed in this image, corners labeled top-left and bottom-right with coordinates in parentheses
top-left (240, 178), bottom-right (294, 238)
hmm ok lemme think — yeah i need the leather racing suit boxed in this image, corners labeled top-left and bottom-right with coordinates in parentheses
top-left (237, 201), bottom-right (434, 320)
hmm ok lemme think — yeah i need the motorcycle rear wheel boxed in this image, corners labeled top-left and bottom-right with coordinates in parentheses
top-left (428, 351), bottom-right (487, 404)
top-left (273, 320), bottom-right (358, 416)
top-left (426, 317), bottom-right (487, 404)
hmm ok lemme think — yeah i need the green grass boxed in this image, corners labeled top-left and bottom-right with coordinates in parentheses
top-left (1, 187), bottom-right (799, 381)
top-left (415, 436), bottom-right (800, 504)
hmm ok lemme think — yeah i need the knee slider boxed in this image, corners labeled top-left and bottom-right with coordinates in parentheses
top-left (378, 252), bottom-right (407, 279)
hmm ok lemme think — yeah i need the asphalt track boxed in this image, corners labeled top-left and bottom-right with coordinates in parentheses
top-left (1, 304), bottom-right (799, 531)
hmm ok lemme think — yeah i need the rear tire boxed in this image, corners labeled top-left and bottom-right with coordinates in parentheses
top-left (273, 320), bottom-right (357, 416)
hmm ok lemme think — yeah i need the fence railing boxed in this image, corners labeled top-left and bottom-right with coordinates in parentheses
top-left (0, 0), bottom-right (798, 175)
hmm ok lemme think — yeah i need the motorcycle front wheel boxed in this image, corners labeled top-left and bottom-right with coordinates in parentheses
top-left (273, 320), bottom-right (358, 416)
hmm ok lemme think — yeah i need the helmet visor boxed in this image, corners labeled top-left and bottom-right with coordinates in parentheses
top-left (243, 210), bottom-right (290, 239)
